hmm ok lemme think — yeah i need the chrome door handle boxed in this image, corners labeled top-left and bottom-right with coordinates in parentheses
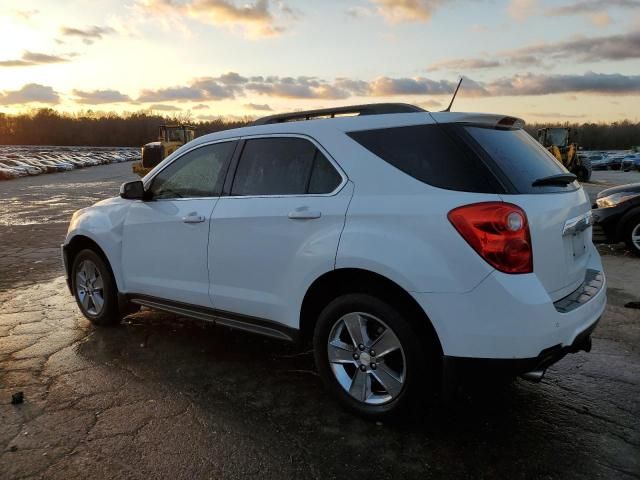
top-left (288, 210), bottom-right (321, 220)
top-left (182, 215), bottom-right (206, 223)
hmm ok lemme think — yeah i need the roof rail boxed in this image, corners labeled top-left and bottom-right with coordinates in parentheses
top-left (251, 103), bottom-right (425, 126)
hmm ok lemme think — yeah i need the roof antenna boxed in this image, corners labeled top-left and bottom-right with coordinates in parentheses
top-left (442, 77), bottom-right (463, 112)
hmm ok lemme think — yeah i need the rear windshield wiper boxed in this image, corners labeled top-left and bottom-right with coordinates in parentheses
top-left (531, 173), bottom-right (577, 187)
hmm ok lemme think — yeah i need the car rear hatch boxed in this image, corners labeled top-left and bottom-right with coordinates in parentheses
top-left (431, 113), bottom-right (593, 302)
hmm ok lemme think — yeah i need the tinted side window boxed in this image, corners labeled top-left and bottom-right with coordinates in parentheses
top-left (308, 150), bottom-right (342, 194)
top-left (231, 138), bottom-right (316, 196)
top-left (347, 124), bottom-right (496, 193)
top-left (464, 126), bottom-right (577, 194)
top-left (150, 142), bottom-right (235, 199)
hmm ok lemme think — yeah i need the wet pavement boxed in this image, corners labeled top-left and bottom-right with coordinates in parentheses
top-left (1, 164), bottom-right (639, 479)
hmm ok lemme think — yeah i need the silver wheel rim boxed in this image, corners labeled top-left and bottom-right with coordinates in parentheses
top-left (327, 312), bottom-right (406, 405)
top-left (632, 223), bottom-right (640, 250)
top-left (75, 259), bottom-right (105, 316)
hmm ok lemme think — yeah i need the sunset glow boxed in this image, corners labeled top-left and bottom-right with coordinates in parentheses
top-left (1, 0), bottom-right (639, 123)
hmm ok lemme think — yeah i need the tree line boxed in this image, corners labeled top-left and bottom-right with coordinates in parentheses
top-left (0, 109), bottom-right (249, 147)
top-left (524, 120), bottom-right (640, 150)
top-left (0, 109), bottom-right (639, 150)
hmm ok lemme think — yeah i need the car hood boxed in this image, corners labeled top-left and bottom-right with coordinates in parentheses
top-left (597, 182), bottom-right (640, 198)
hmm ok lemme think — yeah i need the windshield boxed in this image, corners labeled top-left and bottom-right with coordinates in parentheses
top-left (545, 128), bottom-right (569, 146)
top-left (167, 128), bottom-right (185, 142)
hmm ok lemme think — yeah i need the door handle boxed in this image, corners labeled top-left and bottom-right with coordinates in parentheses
top-left (182, 214), bottom-right (206, 223)
top-left (288, 210), bottom-right (321, 220)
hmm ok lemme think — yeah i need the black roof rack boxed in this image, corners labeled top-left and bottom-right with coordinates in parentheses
top-left (251, 103), bottom-right (425, 126)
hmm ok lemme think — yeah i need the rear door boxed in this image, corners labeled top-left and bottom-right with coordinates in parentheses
top-left (462, 126), bottom-right (592, 300)
top-left (208, 135), bottom-right (352, 327)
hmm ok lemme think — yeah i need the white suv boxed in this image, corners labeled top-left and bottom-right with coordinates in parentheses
top-left (63, 103), bottom-right (606, 417)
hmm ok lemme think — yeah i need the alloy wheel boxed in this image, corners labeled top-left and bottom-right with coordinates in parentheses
top-left (327, 312), bottom-right (406, 405)
top-left (75, 259), bottom-right (105, 315)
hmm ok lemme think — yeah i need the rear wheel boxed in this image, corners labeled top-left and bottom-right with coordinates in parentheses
top-left (623, 213), bottom-right (640, 255)
top-left (71, 249), bottom-right (122, 325)
top-left (313, 294), bottom-right (434, 418)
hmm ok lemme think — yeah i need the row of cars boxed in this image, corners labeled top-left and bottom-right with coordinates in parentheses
top-left (0, 147), bottom-right (140, 180)
top-left (586, 151), bottom-right (640, 171)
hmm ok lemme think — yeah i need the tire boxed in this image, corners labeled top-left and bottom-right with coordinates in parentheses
top-left (623, 213), bottom-right (640, 256)
top-left (576, 157), bottom-right (592, 182)
top-left (313, 293), bottom-right (436, 419)
top-left (71, 249), bottom-right (122, 326)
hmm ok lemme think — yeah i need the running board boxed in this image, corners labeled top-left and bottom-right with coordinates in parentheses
top-left (129, 297), bottom-right (295, 342)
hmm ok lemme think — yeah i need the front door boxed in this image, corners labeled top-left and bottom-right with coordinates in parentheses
top-left (121, 141), bottom-right (236, 306)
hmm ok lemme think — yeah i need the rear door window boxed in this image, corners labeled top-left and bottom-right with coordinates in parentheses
top-left (347, 124), bottom-right (498, 193)
top-left (464, 126), bottom-right (578, 194)
top-left (231, 137), bottom-right (342, 196)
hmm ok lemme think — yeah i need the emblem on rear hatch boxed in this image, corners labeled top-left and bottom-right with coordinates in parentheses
top-left (562, 211), bottom-right (593, 236)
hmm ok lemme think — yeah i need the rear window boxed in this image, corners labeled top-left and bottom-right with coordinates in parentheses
top-left (347, 124), bottom-right (498, 193)
top-left (464, 126), bottom-right (578, 194)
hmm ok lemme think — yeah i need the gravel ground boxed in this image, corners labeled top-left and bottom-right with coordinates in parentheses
top-left (1, 163), bottom-right (639, 479)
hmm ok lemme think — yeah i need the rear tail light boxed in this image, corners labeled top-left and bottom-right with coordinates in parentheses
top-left (448, 202), bottom-right (533, 274)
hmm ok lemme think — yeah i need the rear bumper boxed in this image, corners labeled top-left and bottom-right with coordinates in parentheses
top-left (412, 245), bottom-right (606, 359)
top-left (443, 316), bottom-right (599, 381)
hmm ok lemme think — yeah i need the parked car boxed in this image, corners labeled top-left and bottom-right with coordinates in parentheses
top-left (589, 155), bottom-right (610, 170)
top-left (607, 156), bottom-right (624, 170)
top-left (0, 160), bottom-right (31, 176)
top-left (622, 154), bottom-right (640, 171)
top-left (592, 183), bottom-right (640, 255)
top-left (0, 165), bottom-right (20, 180)
top-left (62, 104), bottom-right (605, 417)
top-left (0, 159), bottom-right (43, 175)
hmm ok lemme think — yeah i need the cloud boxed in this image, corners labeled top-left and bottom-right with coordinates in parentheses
top-left (138, 86), bottom-right (209, 102)
top-left (149, 104), bottom-right (182, 111)
top-left (192, 103), bottom-right (210, 110)
top-left (485, 72), bottom-right (640, 96)
top-left (244, 103), bottom-right (272, 111)
top-left (589, 12), bottom-right (611, 25)
top-left (524, 112), bottom-right (587, 119)
top-left (545, 0), bottom-right (640, 16)
top-left (59, 25), bottom-right (116, 44)
top-left (427, 31), bottom-right (640, 72)
top-left (0, 84), bottom-right (59, 105)
top-left (368, 76), bottom-right (462, 96)
top-left (371, 0), bottom-right (452, 23)
top-left (13, 9), bottom-right (39, 20)
top-left (507, 0), bottom-right (537, 21)
top-left (428, 58), bottom-right (502, 71)
top-left (0, 50), bottom-right (70, 67)
top-left (135, 70), bottom-right (640, 107)
top-left (72, 89), bottom-right (131, 104)
top-left (139, 0), bottom-right (291, 38)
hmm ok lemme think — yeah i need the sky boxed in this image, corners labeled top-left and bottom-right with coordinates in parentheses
top-left (1, 0), bottom-right (639, 123)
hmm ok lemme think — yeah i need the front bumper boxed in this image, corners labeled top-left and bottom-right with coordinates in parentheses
top-left (592, 205), bottom-right (626, 243)
top-left (61, 244), bottom-right (72, 293)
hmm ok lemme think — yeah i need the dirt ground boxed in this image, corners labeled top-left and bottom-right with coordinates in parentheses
top-left (1, 163), bottom-right (639, 479)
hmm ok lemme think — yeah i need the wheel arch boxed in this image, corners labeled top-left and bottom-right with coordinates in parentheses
top-left (615, 205), bottom-right (640, 241)
top-left (65, 235), bottom-right (120, 291)
top-left (299, 268), bottom-right (443, 354)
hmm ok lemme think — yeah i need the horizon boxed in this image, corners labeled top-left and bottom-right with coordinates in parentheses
top-left (1, 0), bottom-right (640, 124)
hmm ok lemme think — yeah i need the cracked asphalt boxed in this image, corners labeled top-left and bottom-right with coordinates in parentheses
top-left (1, 162), bottom-right (639, 479)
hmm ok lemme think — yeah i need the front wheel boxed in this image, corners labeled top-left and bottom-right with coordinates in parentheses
top-left (313, 294), bottom-right (435, 418)
top-left (71, 249), bottom-right (122, 325)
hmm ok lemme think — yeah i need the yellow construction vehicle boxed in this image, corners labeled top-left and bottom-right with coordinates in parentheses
top-left (132, 124), bottom-right (195, 177)
top-left (537, 127), bottom-right (591, 181)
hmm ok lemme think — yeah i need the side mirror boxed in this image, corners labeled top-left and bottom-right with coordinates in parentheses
top-left (120, 180), bottom-right (145, 200)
